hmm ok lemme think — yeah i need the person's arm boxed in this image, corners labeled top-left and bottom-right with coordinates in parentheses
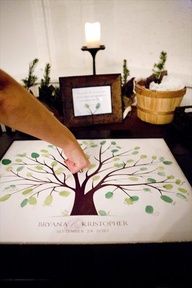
top-left (0, 69), bottom-right (90, 173)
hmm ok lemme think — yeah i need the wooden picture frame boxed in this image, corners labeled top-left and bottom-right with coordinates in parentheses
top-left (59, 74), bottom-right (122, 127)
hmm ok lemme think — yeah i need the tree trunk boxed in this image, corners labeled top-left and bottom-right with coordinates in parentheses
top-left (70, 189), bottom-right (97, 215)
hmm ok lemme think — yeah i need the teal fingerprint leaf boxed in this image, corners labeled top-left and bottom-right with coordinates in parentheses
top-left (160, 195), bottom-right (173, 203)
top-left (145, 205), bottom-right (154, 214)
top-left (105, 192), bottom-right (113, 199)
top-left (2, 159), bottom-right (12, 165)
top-left (111, 141), bottom-right (116, 145)
top-left (147, 178), bottom-right (156, 183)
top-left (31, 152), bottom-right (40, 159)
top-left (100, 140), bottom-right (106, 145)
top-left (95, 103), bottom-right (100, 109)
top-left (20, 198), bottom-right (28, 208)
top-left (131, 195), bottom-right (139, 202)
top-left (98, 210), bottom-right (108, 216)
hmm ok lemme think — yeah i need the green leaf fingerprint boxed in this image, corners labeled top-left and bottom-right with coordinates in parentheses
top-left (98, 210), bottom-right (107, 216)
top-left (0, 194), bottom-right (11, 202)
top-left (28, 196), bottom-right (37, 205)
top-left (145, 205), bottom-right (154, 214)
top-left (105, 192), bottom-right (113, 199)
top-left (178, 187), bottom-right (187, 193)
top-left (20, 198), bottom-right (28, 208)
top-left (147, 178), bottom-right (156, 183)
top-left (59, 191), bottom-right (70, 197)
top-left (2, 159), bottom-right (11, 165)
top-left (163, 161), bottom-right (172, 165)
top-left (163, 184), bottom-right (173, 190)
top-left (161, 195), bottom-right (173, 203)
top-left (131, 195), bottom-right (139, 202)
top-left (31, 152), bottom-right (40, 159)
top-left (22, 188), bottom-right (33, 195)
top-left (44, 195), bottom-right (53, 206)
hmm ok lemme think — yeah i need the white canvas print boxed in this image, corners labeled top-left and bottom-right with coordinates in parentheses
top-left (0, 138), bottom-right (191, 244)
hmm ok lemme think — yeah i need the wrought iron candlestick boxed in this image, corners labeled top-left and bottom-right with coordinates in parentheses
top-left (81, 45), bottom-right (105, 75)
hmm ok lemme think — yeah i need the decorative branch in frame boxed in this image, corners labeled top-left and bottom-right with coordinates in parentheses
top-left (59, 74), bottom-right (123, 127)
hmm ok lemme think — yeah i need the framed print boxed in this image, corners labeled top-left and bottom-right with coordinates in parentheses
top-left (59, 74), bottom-right (123, 127)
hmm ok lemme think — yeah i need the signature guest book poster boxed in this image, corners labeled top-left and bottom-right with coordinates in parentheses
top-left (0, 139), bottom-right (192, 244)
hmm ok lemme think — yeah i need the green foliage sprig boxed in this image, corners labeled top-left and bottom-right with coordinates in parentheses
top-left (38, 62), bottom-right (62, 115)
top-left (22, 58), bottom-right (39, 89)
top-left (121, 59), bottom-right (135, 110)
top-left (152, 51), bottom-right (167, 80)
top-left (145, 51), bottom-right (168, 88)
top-left (22, 59), bottom-right (62, 116)
top-left (40, 63), bottom-right (51, 88)
top-left (121, 59), bottom-right (130, 87)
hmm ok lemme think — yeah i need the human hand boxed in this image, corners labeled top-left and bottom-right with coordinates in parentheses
top-left (63, 147), bottom-right (90, 174)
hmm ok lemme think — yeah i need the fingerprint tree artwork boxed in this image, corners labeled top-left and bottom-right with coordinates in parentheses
top-left (0, 139), bottom-right (190, 216)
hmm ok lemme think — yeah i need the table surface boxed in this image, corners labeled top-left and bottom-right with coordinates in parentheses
top-left (0, 107), bottom-right (191, 287)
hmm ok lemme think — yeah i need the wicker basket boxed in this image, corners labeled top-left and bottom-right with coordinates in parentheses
top-left (135, 81), bottom-right (186, 124)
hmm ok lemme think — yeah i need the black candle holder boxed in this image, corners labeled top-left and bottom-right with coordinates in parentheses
top-left (81, 45), bottom-right (105, 75)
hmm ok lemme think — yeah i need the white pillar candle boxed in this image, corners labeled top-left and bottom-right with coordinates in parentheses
top-left (85, 22), bottom-right (101, 48)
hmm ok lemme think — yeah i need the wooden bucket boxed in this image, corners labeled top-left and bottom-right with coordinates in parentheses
top-left (135, 81), bottom-right (186, 124)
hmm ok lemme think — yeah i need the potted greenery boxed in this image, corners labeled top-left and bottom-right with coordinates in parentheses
top-left (22, 58), bottom-right (39, 94)
top-left (121, 59), bottom-right (135, 118)
top-left (38, 63), bottom-right (62, 117)
top-left (22, 59), bottom-right (62, 118)
top-left (135, 51), bottom-right (186, 124)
